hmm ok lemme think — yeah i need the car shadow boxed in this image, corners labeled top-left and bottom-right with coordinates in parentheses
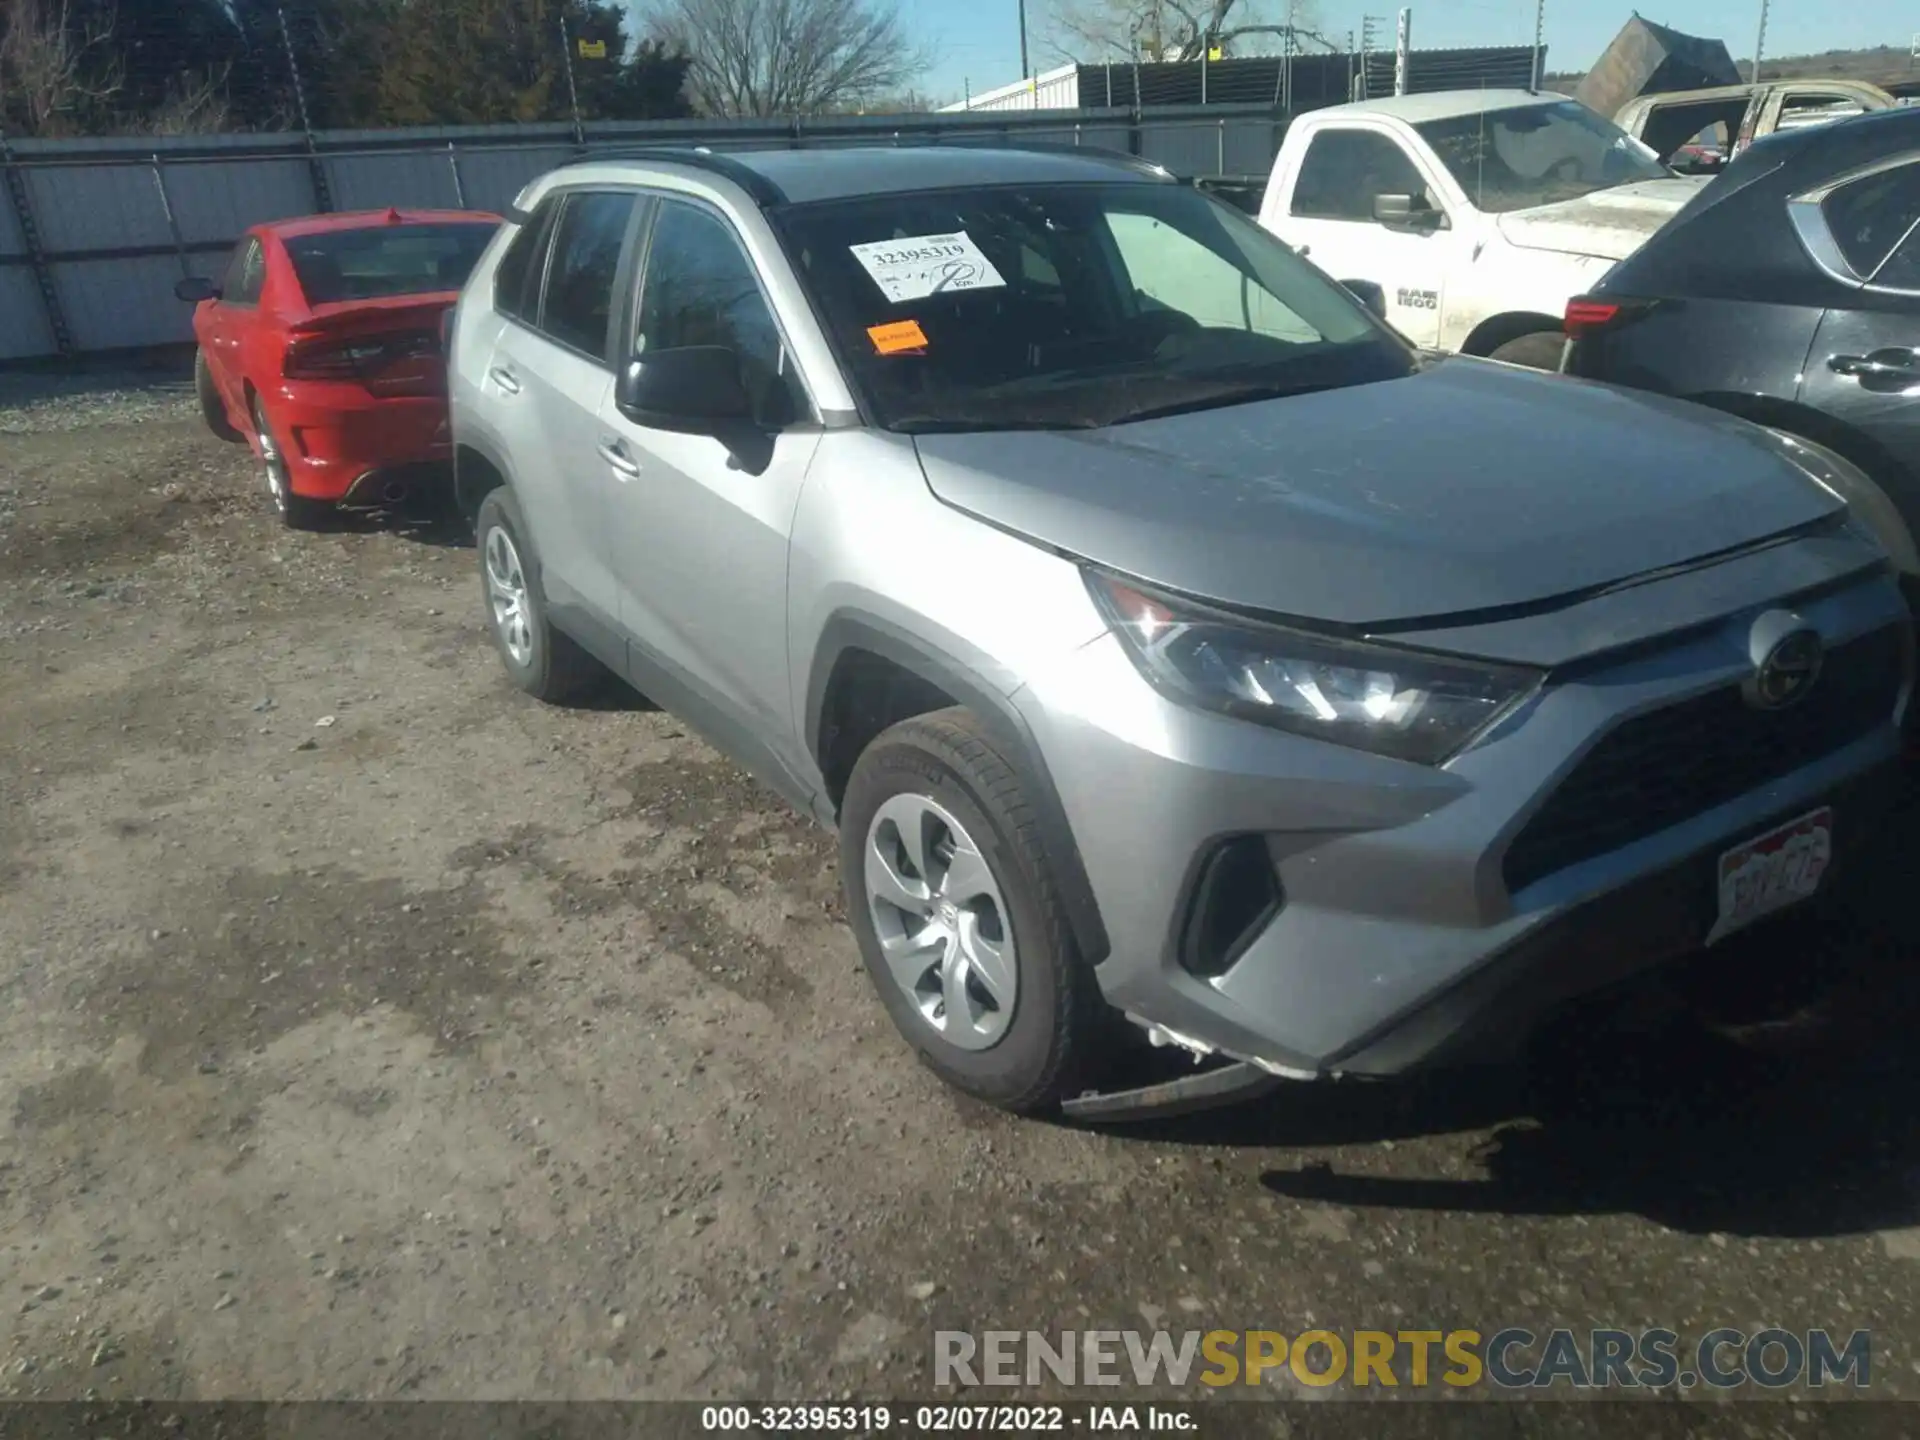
top-left (1129, 772), bottom-right (1920, 1239)
top-left (325, 498), bottom-right (473, 549)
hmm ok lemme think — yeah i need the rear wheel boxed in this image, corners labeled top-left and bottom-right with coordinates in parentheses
top-left (195, 350), bottom-right (244, 443)
top-left (474, 487), bottom-right (608, 704)
top-left (250, 396), bottom-right (330, 530)
top-left (1487, 332), bottom-right (1568, 370)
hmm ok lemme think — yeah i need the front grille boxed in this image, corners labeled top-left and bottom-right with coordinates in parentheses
top-left (1502, 624), bottom-right (1907, 893)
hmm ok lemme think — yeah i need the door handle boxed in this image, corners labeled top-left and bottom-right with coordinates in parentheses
top-left (487, 366), bottom-right (522, 395)
top-left (1829, 350), bottom-right (1920, 383)
top-left (597, 437), bottom-right (641, 479)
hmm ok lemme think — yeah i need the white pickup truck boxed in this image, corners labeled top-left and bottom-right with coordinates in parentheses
top-left (1256, 89), bottom-right (1711, 367)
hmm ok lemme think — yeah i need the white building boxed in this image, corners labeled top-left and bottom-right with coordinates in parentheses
top-left (941, 63), bottom-right (1083, 112)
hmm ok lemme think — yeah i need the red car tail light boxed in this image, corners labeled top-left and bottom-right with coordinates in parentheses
top-left (1563, 295), bottom-right (1656, 340)
top-left (284, 330), bottom-right (442, 390)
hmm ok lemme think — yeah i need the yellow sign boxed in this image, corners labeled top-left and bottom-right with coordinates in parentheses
top-left (1207, 45), bottom-right (1224, 60)
top-left (577, 38), bottom-right (607, 58)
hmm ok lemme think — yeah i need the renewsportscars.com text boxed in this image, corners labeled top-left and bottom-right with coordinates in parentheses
top-left (934, 1327), bottom-right (1872, 1390)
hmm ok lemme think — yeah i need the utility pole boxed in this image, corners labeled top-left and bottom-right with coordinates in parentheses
top-left (1019, 0), bottom-right (1030, 79)
top-left (1530, 0), bottom-right (1545, 90)
top-left (559, 10), bottom-right (584, 145)
top-left (1752, 0), bottom-right (1770, 83)
top-left (1394, 8), bottom-right (1410, 97)
top-left (278, 8), bottom-right (331, 212)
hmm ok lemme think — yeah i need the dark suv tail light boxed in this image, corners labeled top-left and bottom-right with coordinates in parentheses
top-left (1563, 295), bottom-right (1656, 340)
top-left (1178, 836), bottom-right (1284, 979)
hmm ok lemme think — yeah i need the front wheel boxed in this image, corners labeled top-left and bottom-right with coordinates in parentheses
top-left (195, 350), bottom-right (244, 443)
top-left (838, 708), bottom-right (1109, 1113)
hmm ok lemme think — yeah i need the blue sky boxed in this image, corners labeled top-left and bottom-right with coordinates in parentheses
top-left (901, 0), bottom-right (1920, 104)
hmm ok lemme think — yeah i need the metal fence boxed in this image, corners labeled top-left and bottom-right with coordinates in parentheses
top-left (0, 104), bottom-right (1285, 362)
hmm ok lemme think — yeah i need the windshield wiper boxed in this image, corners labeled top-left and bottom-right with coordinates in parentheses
top-left (1109, 382), bottom-right (1332, 425)
top-left (893, 415), bottom-right (1104, 434)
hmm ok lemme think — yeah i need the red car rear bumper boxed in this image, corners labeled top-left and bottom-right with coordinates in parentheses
top-left (260, 380), bottom-right (452, 502)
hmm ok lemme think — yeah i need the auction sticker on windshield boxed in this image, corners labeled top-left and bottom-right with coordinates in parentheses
top-left (1704, 807), bottom-right (1833, 946)
top-left (849, 231), bottom-right (1006, 303)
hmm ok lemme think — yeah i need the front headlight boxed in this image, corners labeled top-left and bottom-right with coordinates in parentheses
top-left (1087, 572), bottom-right (1542, 766)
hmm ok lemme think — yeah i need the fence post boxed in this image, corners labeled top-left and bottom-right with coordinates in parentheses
top-left (447, 141), bottom-right (467, 207)
top-left (151, 154), bottom-right (192, 279)
top-left (278, 8), bottom-right (333, 211)
top-left (0, 132), bottom-right (74, 357)
top-left (1216, 117), bottom-right (1225, 174)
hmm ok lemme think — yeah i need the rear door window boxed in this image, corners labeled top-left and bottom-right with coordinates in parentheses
top-left (496, 199), bottom-right (558, 323)
top-left (537, 191), bottom-right (638, 361)
top-left (1822, 161), bottom-right (1920, 280)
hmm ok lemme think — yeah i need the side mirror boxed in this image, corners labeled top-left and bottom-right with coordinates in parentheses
top-left (1373, 193), bottom-right (1448, 232)
top-left (174, 275), bottom-right (219, 303)
top-left (615, 345), bottom-right (753, 433)
top-left (1340, 279), bottom-right (1388, 321)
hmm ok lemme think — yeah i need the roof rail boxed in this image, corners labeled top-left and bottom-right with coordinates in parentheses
top-left (988, 138), bottom-right (1177, 181)
top-left (570, 144), bottom-right (788, 206)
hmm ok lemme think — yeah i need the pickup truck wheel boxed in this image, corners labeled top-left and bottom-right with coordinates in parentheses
top-left (474, 487), bottom-right (607, 704)
top-left (195, 350), bottom-right (244, 443)
top-left (839, 708), bottom-right (1106, 1114)
top-left (1487, 332), bottom-right (1568, 370)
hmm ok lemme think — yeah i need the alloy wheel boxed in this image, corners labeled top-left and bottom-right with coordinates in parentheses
top-left (483, 525), bottom-right (534, 667)
top-left (864, 793), bottom-right (1017, 1051)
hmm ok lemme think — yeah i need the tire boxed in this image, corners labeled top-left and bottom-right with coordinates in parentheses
top-left (1487, 332), bottom-right (1568, 370)
top-left (249, 395), bottom-right (330, 530)
top-left (195, 349), bottom-right (244, 443)
top-left (838, 707), bottom-right (1110, 1114)
top-left (474, 486), bottom-right (608, 704)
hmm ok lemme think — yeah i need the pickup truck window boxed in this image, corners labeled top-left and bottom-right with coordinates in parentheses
top-left (774, 182), bottom-right (1412, 433)
top-left (1291, 129), bottom-right (1433, 221)
top-left (1416, 101), bottom-right (1668, 214)
top-left (1824, 161), bottom-right (1920, 282)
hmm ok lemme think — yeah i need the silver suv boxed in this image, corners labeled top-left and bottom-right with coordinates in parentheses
top-left (449, 145), bottom-right (1913, 1117)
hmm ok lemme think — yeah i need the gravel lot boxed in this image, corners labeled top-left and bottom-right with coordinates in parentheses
top-left (4, 367), bottom-right (1920, 1415)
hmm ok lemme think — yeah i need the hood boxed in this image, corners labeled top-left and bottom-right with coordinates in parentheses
top-left (911, 361), bottom-right (1844, 630)
top-left (1494, 176), bottom-right (1710, 260)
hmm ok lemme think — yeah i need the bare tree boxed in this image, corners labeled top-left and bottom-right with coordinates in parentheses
top-left (647, 0), bottom-right (931, 117)
top-left (0, 0), bottom-right (123, 136)
top-left (144, 66), bottom-right (233, 135)
top-left (1043, 0), bottom-right (1327, 65)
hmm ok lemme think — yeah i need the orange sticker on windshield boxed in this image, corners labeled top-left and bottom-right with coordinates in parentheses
top-left (868, 319), bottom-right (928, 355)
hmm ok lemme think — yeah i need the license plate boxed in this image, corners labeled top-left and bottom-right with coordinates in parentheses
top-left (1704, 808), bottom-right (1834, 946)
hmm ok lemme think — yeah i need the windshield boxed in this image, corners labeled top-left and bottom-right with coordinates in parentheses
top-left (1416, 101), bottom-right (1671, 213)
top-left (285, 221), bottom-right (499, 305)
top-left (772, 182), bottom-right (1414, 433)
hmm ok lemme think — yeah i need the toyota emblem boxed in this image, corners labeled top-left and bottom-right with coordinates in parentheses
top-left (1742, 611), bottom-right (1824, 711)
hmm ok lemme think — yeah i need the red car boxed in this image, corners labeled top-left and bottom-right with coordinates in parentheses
top-left (176, 207), bottom-right (501, 528)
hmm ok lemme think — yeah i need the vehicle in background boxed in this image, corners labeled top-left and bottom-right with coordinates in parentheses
top-left (1563, 107), bottom-right (1920, 697)
top-left (175, 207), bottom-right (500, 528)
top-left (450, 144), bottom-right (1911, 1120)
top-left (1256, 90), bottom-right (1708, 369)
top-left (1614, 80), bottom-right (1897, 172)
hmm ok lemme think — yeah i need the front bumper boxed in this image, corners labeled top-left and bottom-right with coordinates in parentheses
top-left (263, 382), bottom-right (452, 502)
top-left (1018, 572), bottom-right (1912, 1078)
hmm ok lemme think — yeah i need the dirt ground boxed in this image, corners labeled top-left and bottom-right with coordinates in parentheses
top-left (4, 369), bottom-right (1920, 1410)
